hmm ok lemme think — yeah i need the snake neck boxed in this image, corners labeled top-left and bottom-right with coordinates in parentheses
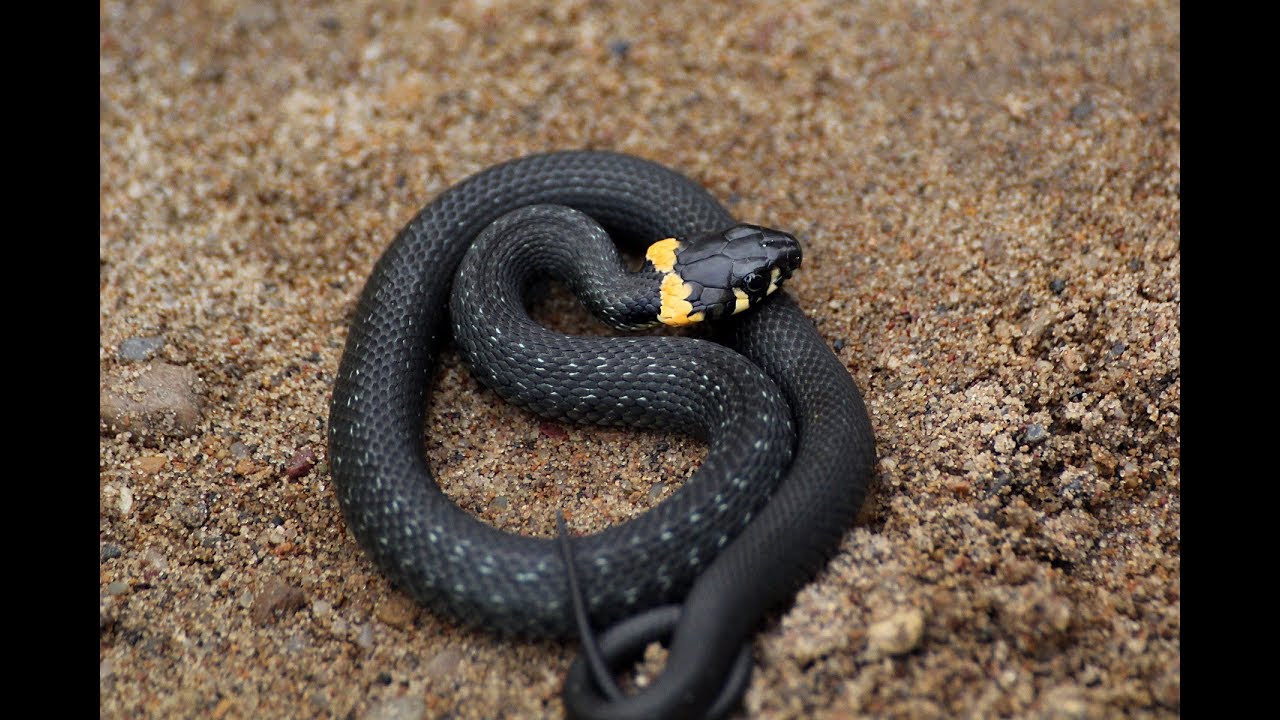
top-left (458, 204), bottom-right (667, 331)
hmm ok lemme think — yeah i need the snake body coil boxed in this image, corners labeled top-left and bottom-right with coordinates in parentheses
top-left (328, 151), bottom-right (876, 719)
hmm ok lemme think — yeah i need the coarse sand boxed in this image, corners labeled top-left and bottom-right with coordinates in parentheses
top-left (100, 2), bottom-right (1178, 718)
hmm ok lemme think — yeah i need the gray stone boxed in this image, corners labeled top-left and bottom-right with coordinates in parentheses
top-left (101, 363), bottom-right (203, 441)
top-left (117, 336), bottom-right (165, 362)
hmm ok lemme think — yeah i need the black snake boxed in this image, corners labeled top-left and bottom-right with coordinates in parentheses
top-left (328, 151), bottom-right (875, 719)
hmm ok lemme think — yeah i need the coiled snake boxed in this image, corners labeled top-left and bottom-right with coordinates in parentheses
top-left (328, 151), bottom-right (875, 719)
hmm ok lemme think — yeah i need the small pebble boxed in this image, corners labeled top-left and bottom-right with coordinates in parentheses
top-left (286, 448), bottom-right (318, 478)
top-left (117, 336), bottom-right (165, 362)
top-left (866, 608), bottom-right (925, 658)
top-left (173, 500), bottom-right (209, 529)
top-left (1049, 279), bottom-right (1066, 294)
top-left (993, 433), bottom-right (1015, 454)
top-left (363, 695), bottom-right (426, 720)
top-left (101, 543), bottom-right (124, 562)
top-left (376, 594), bottom-right (419, 629)
top-left (251, 580), bottom-right (307, 624)
top-left (425, 647), bottom-right (463, 684)
top-left (107, 581), bottom-right (130, 595)
top-left (648, 482), bottom-right (667, 501)
top-left (1024, 423), bottom-right (1048, 443)
top-left (100, 363), bottom-right (203, 440)
top-left (136, 454), bottom-right (167, 474)
top-left (355, 623), bottom-right (375, 649)
top-left (607, 39), bottom-right (632, 59)
top-left (142, 549), bottom-right (169, 572)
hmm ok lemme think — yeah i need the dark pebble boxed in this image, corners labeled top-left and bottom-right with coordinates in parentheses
top-left (285, 448), bottom-right (318, 478)
top-left (1024, 423), bottom-right (1048, 444)
top-left (608, 39), bottom-right (632, 59)
top-left (1049, 279), bottom-right (1066, 294)
top-left (101, 543), bottom-right (124, 562)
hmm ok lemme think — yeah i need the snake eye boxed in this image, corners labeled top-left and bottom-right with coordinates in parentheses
top-left (742, 272), bottom-right (767, 294)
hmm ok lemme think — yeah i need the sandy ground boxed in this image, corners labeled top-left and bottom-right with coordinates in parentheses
top-left (100, 2), bottom-right (1179, 718)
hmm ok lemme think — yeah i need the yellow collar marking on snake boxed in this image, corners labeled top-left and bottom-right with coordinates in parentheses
top-left (646, 238), bottom-right (681, 273)
top-left (659, 272), bottom-right (703, 326)
top-left (651, 238), bottom-right (705, 326)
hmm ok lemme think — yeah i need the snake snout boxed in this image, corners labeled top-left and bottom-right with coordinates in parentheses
top-left (758, 226), bottom-right (802, 279)
top-left (715, 224), bottom-right (802, 309)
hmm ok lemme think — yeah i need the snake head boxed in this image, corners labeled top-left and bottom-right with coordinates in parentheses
top-left (645, 224), bottom-right (802, 327)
